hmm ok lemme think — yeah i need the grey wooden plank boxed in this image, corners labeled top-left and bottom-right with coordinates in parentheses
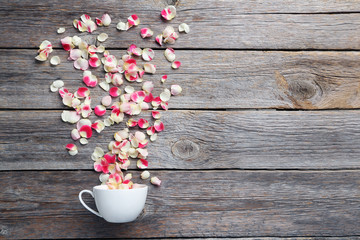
top-left (2, 0), bottom-right (360, 49)
top-left (0, 170), bottom-right (359, 239)
top-left (1, 110), bottom-right (360, 170)
top-left (2, 50), bottom-right (360, 110)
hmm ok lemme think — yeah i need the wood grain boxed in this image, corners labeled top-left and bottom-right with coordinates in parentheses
top-left (1, 110), bottom-right (360, 171)
top-left (2, 50), bottom-right (360, 110)
top-left (0, 170), bottom-right (359, 239)
top-left (2, 1), bottom-right (360, 49)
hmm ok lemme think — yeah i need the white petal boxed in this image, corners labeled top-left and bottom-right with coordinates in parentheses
top-left (50, 56), bottom-right (61, 66)
top-left (97, 33), bottom-right (108, 42)
top-left (178, 23), bottom-right (190, 33)
top-left (57, 27), bottom-right (66, 34)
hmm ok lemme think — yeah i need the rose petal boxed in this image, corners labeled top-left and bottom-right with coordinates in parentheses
top-left (171, 61), bottom-right (181, 69)
top-left (147, 126), bottom-right (155, 135)
top-left (116, 21), bottom-right (128, 31)
top-left (52, 80), bottom-right (64, 89)
top-left (140, 28), bottom-right (153, 38)
top-left (50, 56), bottom-right (61, 66)
top-left (91, 120), bottom-right (105, 133)
top-left (80, 138), bottom-right (88, 145)
top-left (143, 63), bottom-right (156, 74)
top-left (150, 133), bottom-right (158, 141)
top-left (171, 84), bottom-right (182, 95)
top-left (94, 105), bottom-right (107, 116)
top-left (97, 33), bottom-right (108, 42)
top-left (155, 34), bottom-right (163, 46)
top-left (89, 54), bottom-right (101, 68)
top-left (125, 86), bottom-right (135, 94)
top-left (61, 36), bottom-right (74, 51)
top-left (74, 58), bottom-right (89, 71)
top-left (152, 111), bottom-right (161, 119)
top-left (179, 23), bottom-right (190, 33)
top-left (137, 159), bottom-right (148, 169)
top-left (161, 6), bottom-right (176, 20)
top-left (109, 87), bottom-right (121, 97)
top-left (142, 48), bottom-right (155, 62)
top-left (79, 125), bottom-right (93, 138)
top-left (160, 88), bottom-right (171, 102)
top-left (77, 119), bottom-right (92, 130)
top-left (61, 110), bottom-right (80, 124)
top-left (69, 49), bottom-right (82, 61)
top-left (101, 95), bottom-right (112, 107)
top-left (111, 73), bottom-right (123, 86)
top-left (154, 120), bottom-right (164, 132)
top-left (161, 101), bottom-right (169, 111)
top-left (128, 14), bottom-right (140, 26)
top-left (138, 118), bottom-right (149, 129)
top-left (150, 176), bottom-right (161, 186)
top-left (140, 171), bottom-right (150, 180)
top-left (161, 75), bottom-right (167, 83)
top-left (50, 84), bottom-right (58, 92)
top-left (164, 48), bottom-right (175, 62)
top-left (151, 96), bottom-right (161, 109)
top-left (127, 118), bottom-right (137, 127)
top-left (99, 81), bottom-right (110, 91)
top-left (101, 13), bottom-right (111, 26)
top-left (71, 129), bottom-right (81, 140)
top-left (57, 27), bottom-right (65, 34)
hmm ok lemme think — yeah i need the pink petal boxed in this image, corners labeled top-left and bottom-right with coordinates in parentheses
top-left (128, 14), bottom-right (140, 26)
top-left (79, 125), bottom-right (93, 138)
top-left (142, 48), bottom-right (155, 62)
top-left (109, 87), bottom-right (121, 97)
top-left (104, 154), bottom-right (116, 164)
top-left (161, 101), bottom-right (169, 111)
top-left (94, 105), bottom-right (106, 116)
top-left (140, 28), bottom-right (153, 38)
top-left (101, 95), bottom-right (112, 107)
top-left (66, 143), bottom-right (77, 151)
top-left (61, 36), bottom-right (73, 51)
top-left (152, 111), bottom-right (161, 119)
top-left (127, 118), bottom-right (138, 127)
top-left (161, 75), bottom-right (167, 83)
top-left (150, 176), bottom-right (161, 186)
top-left (74, 58), bottom-right (89, 71)
top-left (144, 93), bottom-right (154, 103)
top-left (171, 84), bottom-right (182, 95)
top-left (138, 118), bottom-right (149, 129)
top-left (155, 34), bottom-right (163, 46)
top-left (137, 159), bottom-right (148, 169)
top-left (147, 126), bottom-right (155, 135)
top-left (161, 6), bottom-right (176, 20)
top-left (76, 87), bottom-right (90, 98)
top-left (131, 91), bottom-right (146, 103)
top-left (154, 120), bottom-right (164, 132)
top-left (89, 54), bottom-right (101, 68)
top-left (95, 17), bottom-right (102, 26)
top-left (143, 63), bottom-right (156, 74)
top-left (172, 61), bottom-right (181, 69)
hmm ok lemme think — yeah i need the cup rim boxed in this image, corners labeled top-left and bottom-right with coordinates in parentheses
top-left (93, 184), bottom-right (148, 191)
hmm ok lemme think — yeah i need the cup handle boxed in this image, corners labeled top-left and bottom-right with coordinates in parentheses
top-left (78, 190), bottom-right (102, 218)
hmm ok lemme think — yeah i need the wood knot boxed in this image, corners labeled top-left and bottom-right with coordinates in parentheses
top-left (171, 139), bottom-right (200, 160)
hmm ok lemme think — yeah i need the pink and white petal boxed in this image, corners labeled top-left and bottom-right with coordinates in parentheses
top-left (137, 159), bottom-right (148, 169)
top-left (101, 95), bottom-right (112, 107)
top-left (69, 49), bottom-right (82, 60)
top-left (111, 73), bottom-right (123, 86)
top-left (81, 104), bottom-right (92, 118)
top-left (80, 14), bottom-right (91, 23)
top-left (75, 87), bottom-right (90, 98)
top-left (74, 58), bottom-right (89, 71)
top-left (137, 148), bottom-right (148, 158)
top-left (58, 87), bottom-right (69, 98)
top-left (71, 129), bottom-right (81, 140)
top-left (144, 93), bottom-right (154, 103)
top-left (152, 111), bottom-right (161, 119)
top-left (79, 125), bottom-right (93, 138)
top-left (137, 118), bottom-right (149, 129)
top-left (160, 88), bottom-right (171, 102)
top-left (128, 14), bottom-right (140, 26)
top-left (150, 176), bottom-right (161, 186)
top-left (140, 28), bottom-right (153, 38)
top-left (155, 34), bottom-right (163, 46)
top-left (95, 17), bottom-right (103, 26)
top-left (162, 26), bottom-right (175, 38)
top-left (94, 105), bottom-right (107, 116)
top-left (143, 63), bottom-right (156, 74)
top-left (127, 118), bottom-right (138, 127)
top-left (61, 36), bottom-right (74, 51)
top-left (171, 60), bottom-right (181, 69)
top-left (161, 101), bottom-right (169, 111)
top-left (154, 120), bottom-right (164, 132)
top-left (110, 112), bottom-right (124, 124)
top-left (39, 40), bottom-right (52, 50)
top-left (89, 54), bottom-right (101, 68)
top-left (141, 171), bottom-right (150, 179)
top-left (171, 84), bottom-right (182, 95)
top-left (161, 6), bottom-right (176, 20)
top-left (151, 96), bottom-right (161, 109)
top-left (147, 126), bottom-right (155, 135)
top-left (109, 87), bottom-right (121, 97)
top-left (101, 13), bottom-right (111, 26)
top-left (62, 93), bottom-right (73, 107)
top-left (91, 120), bottom-right (105, 133)
top-left (164, 48), bottom-right (175, 62)
top-left (87, 21), bottom-right (97, 33)
top-left (130, 91), bottom-right (146, 103)
top-left (140, 102), bottom-right (149, 110)
top-left (66, 143), bottom-right (77, 151)
top-left (161, 75), bottom-right (167, 83)
top-left (142, 48), bottom-right (155, 61)
top-left (77, 119), bottom-right (92, 130)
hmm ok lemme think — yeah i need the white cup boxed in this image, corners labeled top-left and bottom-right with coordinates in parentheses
top-left (79, 184), bottom-right (148, 223)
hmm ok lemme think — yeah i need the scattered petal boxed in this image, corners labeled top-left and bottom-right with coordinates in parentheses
top-left (128, 14), bottom-right (140, 26)
top-left (140, 28), bottom-right (153, 38)
top-left (161, 6), bottom-right (176, 20)
top-left (116, 21), bottom-right (128, 31)
top-left (83, 71), bottom-right (98, 87)
top-left (154, 120), bottom-right (164, 132)
top-left (69, 49), bottom-right (82, 61)
top-left (99, 81), bottom-right (110, 91)
top-left (79, 125), bottom-right (93, 138)
top-left (66, 143), bottom-right (78, 156)
top-left (61, 36), bottom-right (74, 51)
top-left (164, 48), bottom-right (175, 62)
top-left (161, 75), bottom-right (167, 83)
top-left (171, 84), bottom-right (182, 95)
top-left (80, 138), bottom-right (88, 145)
top-left (150, 176), bottom-right (161, 186)
top-left (155, 34), bottom-right (163, 46)
top-left (57, 27), bottom-right (66, 34)
top-left (160, 88), bottom-right (171, 102)
top-left (125, 85), bottom-right (135, 94)
top-left (178, 23), bottom-right (190, 33)
top-left (52, 80), bottom-right (64, 89)
top-left (97, 33), bottom-right (108, 42)
top-left (127, 118), bottom-right (138, 127)
top-left (150, 133), bottom-right (158, 141)
top-left (147, 126), bottom-right (155, 135)
top-left (109, 87), bottom-right (121, 97)
top-left (101, 95), bottom-right (112, 107)
top-left (94, 105), bottom-right (107, 116)
top-left (91, 120), bottom-right (105, 133)
top-left (171, 60), bottom-right (181, 69)
top-left (152, 111), bottom-right (161, 119)
top-left (102, 13), bottom-right (111, 26)
top-left (71, 129), bottom-right (81, 140)
top-left (142, 81), bottom-right (154, 93)
top-left (137, 159), bottom-right (148, 169)
top-left (74, 58), bottom-right (89, 71)
top-left (138, 118), bottom-right (149, 129)
top-left (89, 54), bottom-right (101, 68)
top-left (141, 170), bottom-right (150, 179)
top-left (144, 63), bottom-right (156, 74)
top-left (142, 48), bottom-right (155, 61)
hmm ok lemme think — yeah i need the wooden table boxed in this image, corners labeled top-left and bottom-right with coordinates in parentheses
top-left (1, 0), bottom-right (360, 239)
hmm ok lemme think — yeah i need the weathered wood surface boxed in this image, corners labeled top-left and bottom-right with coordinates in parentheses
top-left (2, 1), bottom-right (360, 49)
top-left (1, 110), bottom-right (360, 171)
top-left (1, 170), bottom-right (359, 239)
top-left (3, 50), bottom-right (360, 110)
